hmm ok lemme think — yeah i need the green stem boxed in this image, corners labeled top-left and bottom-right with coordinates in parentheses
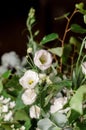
top-left (60, 9), bottom-right (78, 72)
top-left (76, 37), bottom-right (86, 68)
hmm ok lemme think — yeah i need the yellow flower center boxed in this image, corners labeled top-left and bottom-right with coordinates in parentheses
top-left (28, 79), bottom-right (34, 85)
top-left (39, 54), bottom-right (46, 64)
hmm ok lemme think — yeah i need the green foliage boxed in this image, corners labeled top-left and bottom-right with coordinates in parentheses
top-left (70, 24), bottom-right (86, 33)
top-left (69, 85), bottom-right (86, 122)
top-left (40, 33), bottom-right (59, 45)
top-left (48, 47), bottom-right (63, 57)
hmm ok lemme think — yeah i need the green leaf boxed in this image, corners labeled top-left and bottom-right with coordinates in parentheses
top-left (69, 85), bottom-right (86, 122)
top-left (55, 80), bottom-right (72, 89)
top-left (0, 80), bottom-right (3, 93)
top-left (38, 118), bottom-right (62, 130)
top-left (0, 124), bottom-right (12, 130)
top-left (4, 75), bottom-right (22, 97)
top-left (2, 70), bottom-right (11, 79)
top-left (77, 122), bottom-right (86, 130)
top-left (55, 12), bottom-right (70, 20)
top-left (75, 2), bottom-right (84, 10)
top-left (14, 109), bottom-right (29, 121)
top-left (83, 14), bottom-right (86, 24)
top-left (51, 112), bottom-right (68, 128)
top-left (48, 47), bottom-right (63, 57)
top-left (40, 33), bottom-right (59, 45)
top-left (70, 24), bottom-right (86, 34)
top-left (37, 118), bottom-right (53, 130)
top-left (44, 93), bottom-right (53, 106)
top-left (24, 119), bottom-right (31, 130)
top-left (15, 91), bottom-right (26, 110)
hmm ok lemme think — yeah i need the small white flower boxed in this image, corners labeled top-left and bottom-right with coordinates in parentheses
top-left (81, 62), bottom-right (86, 75)
top-left (34, 49), bottom-right (52, 70)
top-left (39, 73), bottom-right (46, 84)
top-left (27, 47), bottom-right (32, 53)
top-left (22, 89), bottom-right (37, 105)
top-left (20, 126), bottom-right (25, 130)
top-left (9, 101), bottom-right (16, 109)
top-left (29, 105), bottom-right (41, 119)
top-left (11, 124), bottom-right (14, 128)
top-left (2, 105), bottom-right (8, 112)
top-left (3, 98), bottom-right (11, 104)
top-left (50, 97), bottom-right (67, 114)
top-left (46, 76), bottom-right (52, 85)
top-left (4, 111), bottom-right (13, 121)
top-left (19, 70), bottom-right (39, 89)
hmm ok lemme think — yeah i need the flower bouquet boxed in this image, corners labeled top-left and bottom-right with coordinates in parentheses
top-left (0, 2), bottom-right (86, 130)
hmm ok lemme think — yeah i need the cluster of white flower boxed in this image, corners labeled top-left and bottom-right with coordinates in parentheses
top-left (10, 124), bottom-right (25, 130)
top-left (19, 70), bottom-right (41, 119)
top-left (19, 49), bottom-right (53, 119)
top-left (0, 51), bottom-right (27, 75)
top-left (0, 96), bottom-right (15, 122)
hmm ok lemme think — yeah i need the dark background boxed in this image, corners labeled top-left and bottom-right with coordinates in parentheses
top-left (0, 0), bottom-right (86, 57)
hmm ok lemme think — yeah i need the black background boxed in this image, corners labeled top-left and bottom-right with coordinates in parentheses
top-left (0, 0), bottom-right (86, 57)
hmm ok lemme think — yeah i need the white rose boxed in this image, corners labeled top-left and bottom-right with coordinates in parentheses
top-left (50, 97), bottom-right (67, 114)
top-left (34, 49), bottom-right (52, 71)
top-left (22, 89), bottom-right (37, 105)
top-left (81, 62), bottom-right (86, 75)
top-left (19, 70), bottom-right (39, 89)
top-left (29, 105), bottom-right (40, 119)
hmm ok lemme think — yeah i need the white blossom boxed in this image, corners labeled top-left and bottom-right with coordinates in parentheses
top-left (20, 126), bottom-right (26, 130)
top-left (34, 49), bottom-right (52, 70)
top-left (4, 110), bottom-right (13, 121)
top-left (27, 47), bottom-right (32, 53)
top-left (50, 97), bottom-right (67, 114)
top-left (29, 105), bottom-right (41, 119)
top-left (2, 105), bottom-right (8, 113)
top-left (46, 76), bottom-right (52, 85)
top-left (19, 70), bottom-right (39, 89)
top-left (22, 89), bottom-right (37, 105)
top-left (9, 101), bottom-right (16, 109)
top-left (39, 73), bottom-right (46, 84)
top-left (11, 124), bottom-right (15, 128)
top-left (3, 98), bottom-right (11, 104)
top-left (81, 62), bottom-right (86, 75)
top-left (1, 51), bottom-right (21, 68)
